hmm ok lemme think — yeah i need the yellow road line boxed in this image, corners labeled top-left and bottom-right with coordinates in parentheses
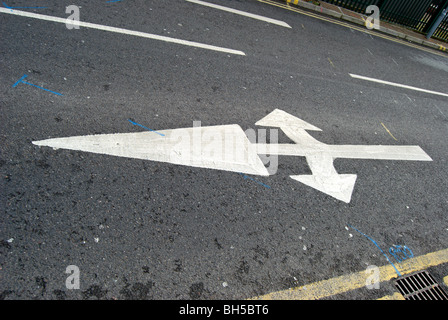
top-left (258, 0), bottom-right (448, 58)
top-left (249, 248), bottom-right (448, 300)
top-left (381, 122), bottom-right (398, 141)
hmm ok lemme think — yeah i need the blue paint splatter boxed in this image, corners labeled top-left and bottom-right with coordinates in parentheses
top-left (347, 224), bottom-right (402, 277)
top-left (128, 119), bottom-right (165, 136)
top-left (239, 172), bottom-right (271, 189)
top-left (12, 74), bottom-right (28, 87)
top-left (3, 2), bottom-right (47, 11)
top-left (389, 245), bottom-right (413, 263)
top-left (13, 74), bottom-right (63, 96)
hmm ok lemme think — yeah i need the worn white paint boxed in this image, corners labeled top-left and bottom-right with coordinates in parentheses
top-left (350, 73), bottom-right (448, 98)
top-left (33, 109), bottom-right (432, 203)
top-left (291, 157), bottom-right (357, 203)
top-left (255, 109), bottom-right (432, 203)
top-left (33, 125), bottom-right (269, 176)
top-left (186, 0), bottom-right (291, 28)
top-left (0, 7), bottom-right (245, 55)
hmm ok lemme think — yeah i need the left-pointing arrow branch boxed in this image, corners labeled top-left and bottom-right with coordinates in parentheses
top-left (32, 125), bottom-right (269, 176)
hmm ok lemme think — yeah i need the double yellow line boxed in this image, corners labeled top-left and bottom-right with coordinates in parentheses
top-left (258, 0), bottom-right (448, 58)
top-left (249, 248), bottom-right (448, 300)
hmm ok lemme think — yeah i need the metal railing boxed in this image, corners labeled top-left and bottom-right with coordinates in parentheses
top-left (320, 0), bottom-right (376, 12)
top-left (432, 8), bottom-right (448, 40)
top-left (319, 0), bottom-right (448, 41)
top-left (380, 0), bottom-right (434, 31)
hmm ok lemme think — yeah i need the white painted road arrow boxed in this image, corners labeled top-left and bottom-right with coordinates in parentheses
top-left (255, 109), bottom-right (432, 202)
top-left (33, 109), bottom-right (432, 203)
top-left (33, 124), bottom-right (269, 176)
top-left (290, 153), bottom-right (357, 204)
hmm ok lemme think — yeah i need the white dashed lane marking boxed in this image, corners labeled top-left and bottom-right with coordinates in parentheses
top-left (0, 7), bottom-right (246, 55)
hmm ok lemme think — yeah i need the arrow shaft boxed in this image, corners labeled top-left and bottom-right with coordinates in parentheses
top-left (255, 144), bottom-right (432, 161)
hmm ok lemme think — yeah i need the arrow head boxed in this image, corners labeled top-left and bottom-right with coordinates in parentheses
top-left (32, 125), bottom-right (270, 177)
top-left (255, 109), bottom-right (322, 131)
top-left (290, 174), bottom-right (357, 203)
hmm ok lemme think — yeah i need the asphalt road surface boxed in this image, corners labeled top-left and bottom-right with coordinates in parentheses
top-left (1, 0), bottom-right (448, 303)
